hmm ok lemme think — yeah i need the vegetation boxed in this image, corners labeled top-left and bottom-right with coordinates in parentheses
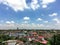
top-left (49, 34), bottom-right (60, 45)
top-left (0, 30), bottom-right (60, 45)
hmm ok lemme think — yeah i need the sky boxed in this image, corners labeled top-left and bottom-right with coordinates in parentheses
top-left (0, 0), bottom-right (60, 29)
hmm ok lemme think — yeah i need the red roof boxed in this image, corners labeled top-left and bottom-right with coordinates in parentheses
top-left (31, 32), bottom-right (37, 34)
top-left (40, 40), bottom-right (48, 44)
top-left (35, 39), bottom-right (48, 44)
top-left (34, 35), bottom-right (48, 44)
top-left (38, 36), bottom-right (44, 39)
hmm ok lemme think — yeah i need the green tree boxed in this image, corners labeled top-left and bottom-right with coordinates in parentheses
top-left (56, 34), bottom-right (60, 45)
top-left (50, 34), bottom-right (60, 45)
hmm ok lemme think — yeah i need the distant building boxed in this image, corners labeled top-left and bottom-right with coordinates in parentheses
top-left (2, 40), bottom-right (24, 45)
top-left (9, 32), bottom-right (26, 38)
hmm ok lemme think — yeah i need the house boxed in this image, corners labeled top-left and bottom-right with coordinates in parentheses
top-left (29, 32), bottom-right (38, 37)
top-left (2, 40), bottom-right (24, 45)
top-left (9, 32), bottom-right (26, 38)
top-left (26, 32), bottom-right (48, 45)
top-left (35, 36), bottom-right (48, 44)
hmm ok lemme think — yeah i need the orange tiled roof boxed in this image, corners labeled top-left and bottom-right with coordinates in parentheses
top-left (31, 32), bottom-right (37, 34)
top-left (40, 40), bottom-right (48, 44)
top-left (35, 39), bottom-right (48, 44)
top-left (38, 36), bottom-right (44, 39)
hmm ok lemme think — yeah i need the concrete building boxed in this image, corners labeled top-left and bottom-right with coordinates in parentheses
top-left (3, 40), bottom-right (24, 45)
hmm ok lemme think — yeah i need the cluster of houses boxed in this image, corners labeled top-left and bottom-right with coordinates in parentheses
top-left (25, 32), bottom-right (48, 44)
top-left (2, 31), bottom-right (48, 45)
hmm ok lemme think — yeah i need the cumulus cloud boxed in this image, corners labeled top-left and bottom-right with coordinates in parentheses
top-left (6, 21), bottom-right (11, 24)
top-left (24, 21), bottom-right (28, 23)
top-left (37, 18), bottom-right (42, 21)
top-left (0, 0), bottom-right (40, 11)
top-left (44, 21), bottom-right (48, 23)
top-left (41, 0), bottom-right (56, 8)
top-left (49, 13), bottom-right (58, 17)
top-left (0, 21), bottom-right (16, 29)
top-left (42, 4), bottom-right (47, 8)
top-left (0, 24), bottom-right (17, 29)
top-left (0, 22), bottom-right (60, 29)
top-left (37, 24), bottom-right (44, 27)
top-left (23, 16), bottom-right (30, 20)
top-left (53, 18), bottom-right (60, 23)
top-left (30, 0), bottom-right (40, 10)
top-left (22, 21), bottom-right (29, 24)
top-left (0, 0), bottom-right (56, 11)
top-left (6, 21), bottom-right (15, 24)
top-left (0, 0), bottom-right (29, 11)
top-left (41, 0), bottom-right (56, 4)
top-left (0, 0), bottom-right (3, 3)
top-left (20, 23), bottom-right (45, 29)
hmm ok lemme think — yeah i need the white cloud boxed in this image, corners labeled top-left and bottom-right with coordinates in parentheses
top-left (49, 13), bottom-right (58, 17)
top-left (41, 0), bottom-right (56, 4)
top-left (41, 0), bottom-right (56, 8)
top-left (37, 24), bottom-right (44, 27)
top-left (6, 21), bottom-right (15, 24)
top-left (0, 21), bottom-right (16, 29)
top-left (0, 0), bottom-right (56, 11)
top-left (0, 22), bottom-right (60, 29)
top-left (0, 0), bottom-right (3, 3)
top-left (37, 18), bottom-right (42, 21)
top-left (24, 21), bottom-right (28, 23)
top-left (31, 23), bottom-right (37, 27)
top-left (22, 21), bottom-right (29, 24)
top-left (0, 24), bottom-right (17, 29)
top-left (0, 22), bottom-right (15, 29)
top-left (30, 0), bottom-right (40, 10)
top-left (11, 21), bottom-right (15, 23)
top-left (0, 0), bottom-right (40, 11)
top-left (6, 21), bottom-right (11, 24)
top-left (44, 21), bottom-right (48, 23)
top-left (23, 16), bottom-right (30, 20)
top-left (42, 4), bottom-right (47, 8)
top-left (0, 0), bottom-right (29, 11)
top-left (53, 18), bottom-right (60, 23)
top-left (17, 23), bottom-right (45, 29)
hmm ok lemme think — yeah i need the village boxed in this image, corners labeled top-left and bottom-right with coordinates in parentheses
top-left (0, 29), bottom-right (60, 45)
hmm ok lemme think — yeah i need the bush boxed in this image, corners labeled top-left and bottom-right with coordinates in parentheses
top-left (19, 37), bottom-right (27, 43)
top-left (49, 34), bottom-right (60, 45)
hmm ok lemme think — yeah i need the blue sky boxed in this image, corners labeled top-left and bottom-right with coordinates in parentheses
top-left (0, 0), bottom-right (60, 29)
